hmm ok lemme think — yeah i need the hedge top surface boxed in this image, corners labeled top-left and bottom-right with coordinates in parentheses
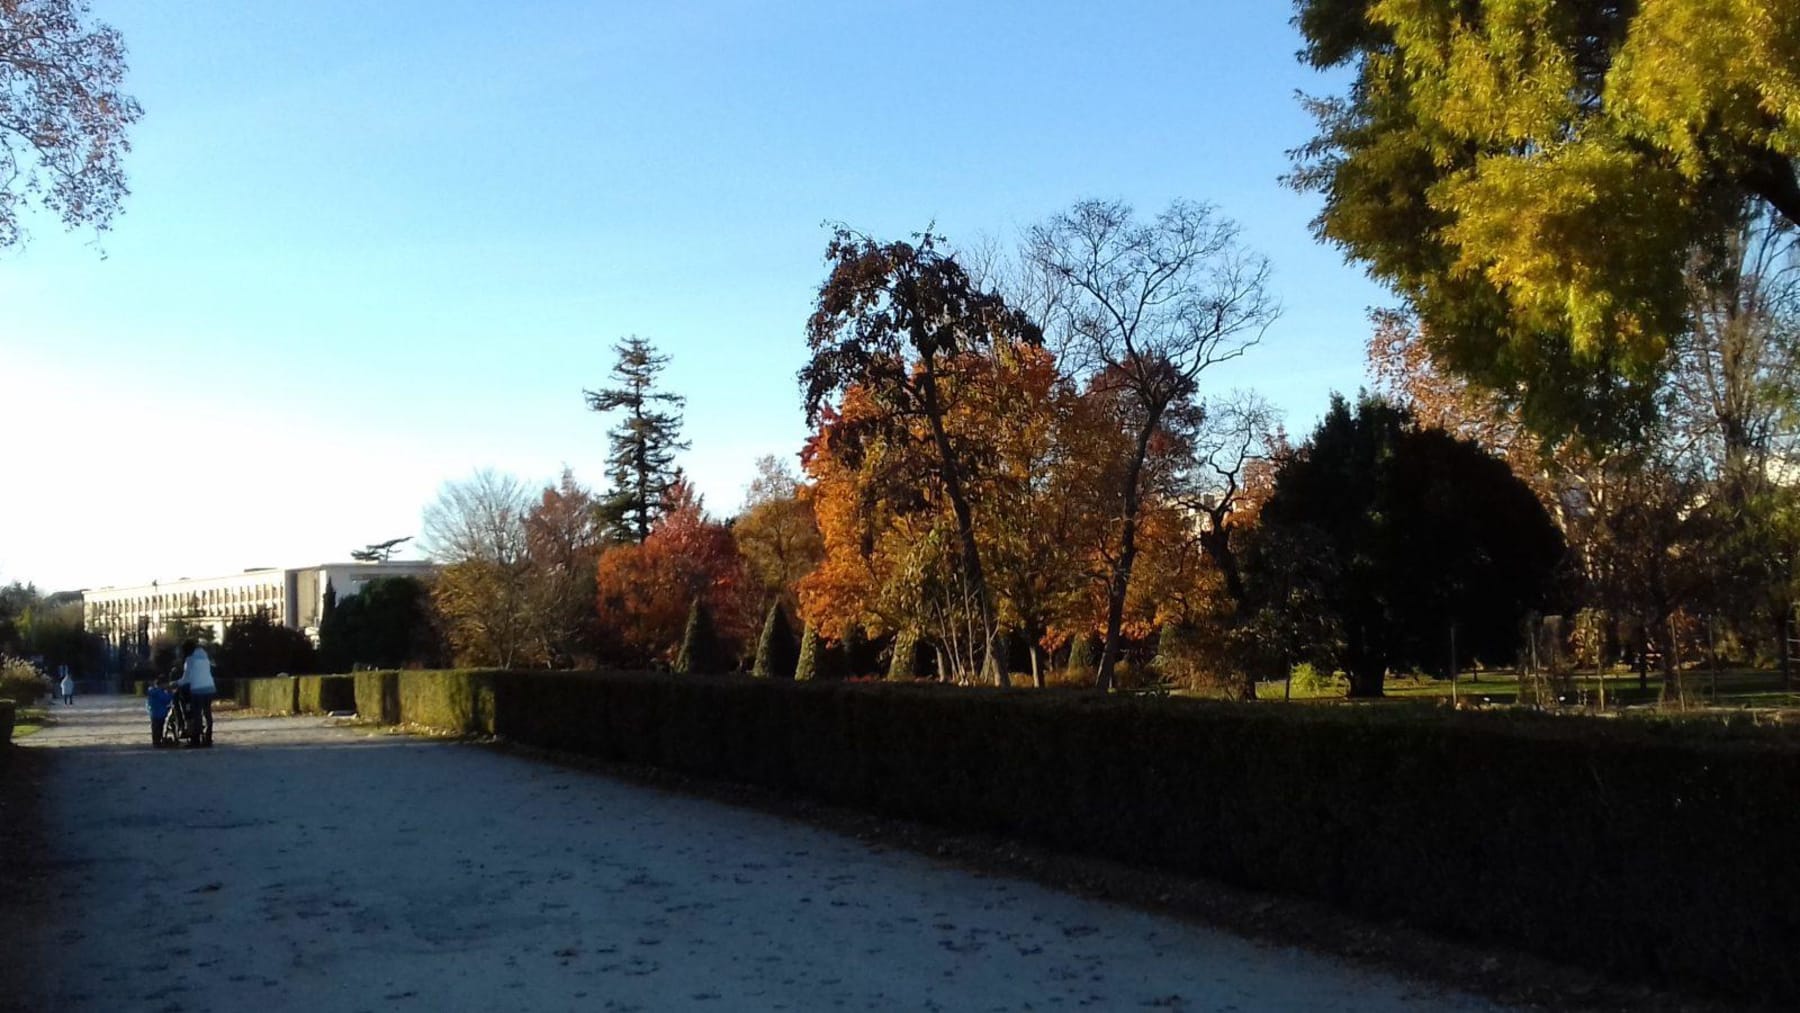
top-left (474, 668), bottom-right (1800, 753)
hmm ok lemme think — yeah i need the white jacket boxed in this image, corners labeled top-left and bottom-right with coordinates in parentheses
top-left (178, 648), bottom-right (216, 694)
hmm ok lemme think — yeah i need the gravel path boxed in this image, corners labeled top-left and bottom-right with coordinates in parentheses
top-left (16, 696), bottom-right (1502, 1012)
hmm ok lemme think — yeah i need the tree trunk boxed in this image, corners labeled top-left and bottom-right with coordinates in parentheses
top-left (917, 354), bottom-right (1006, 686)
top-left (1096, 412), bottom-right (1160, 692)
top-left (1198, 523), bottom-right (1247, 608)
top-left (1343, 625), bottom-right (1384, 698)
top-left (1029, 643), bottom-right (1043, 688)
top-left (1781, 609), bottom-right (1793, 694)
top-left (1346, 661), bottom-right (1385, 698)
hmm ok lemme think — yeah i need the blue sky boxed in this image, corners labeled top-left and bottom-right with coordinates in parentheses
top-left (0, 1), bottom-right (1386, 592)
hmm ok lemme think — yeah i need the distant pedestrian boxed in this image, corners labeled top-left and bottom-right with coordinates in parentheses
top-left (174, 640), bottom-right (216, 747)
top-left (60, 669), bottom-right (74, 705)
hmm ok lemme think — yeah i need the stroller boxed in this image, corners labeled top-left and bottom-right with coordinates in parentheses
top-left (161, 688), bottom-right (197, 747)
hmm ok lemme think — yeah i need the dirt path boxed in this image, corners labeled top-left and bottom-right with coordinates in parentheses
top-left (13, 696), bottom-right (1501, 1011)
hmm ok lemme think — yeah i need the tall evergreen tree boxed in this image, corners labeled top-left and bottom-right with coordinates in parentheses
top-left (585, 336), bottom-right (689, 543)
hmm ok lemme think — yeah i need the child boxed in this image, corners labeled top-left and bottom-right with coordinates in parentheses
top-left (147, 678), bottom-right (174, 747)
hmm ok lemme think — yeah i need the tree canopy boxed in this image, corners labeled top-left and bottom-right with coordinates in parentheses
top-left (0, 0), bottom-right (142, 249)
top-left (1290, 0), bottom-right (1800, 445)
top-left (1250, 394), bottom-right (1564, 697)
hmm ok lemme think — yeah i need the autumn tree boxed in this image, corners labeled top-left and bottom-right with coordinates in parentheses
top-left (523, 469), bottom-right (605, 666)
top-left (1024, 198), bottom-right (1277, 690)
top-left (1290, 0), bottom-right (1800, 445)
top-left (420, 469), bottom-right (535, 668)
top-left (1251, 395), bottom-right (1564, 697)
top-left (801, 227), bottom-right (1042, 683)
top-left (594, 481), bottom-right (751, 668)
top-left (0, 1), bottom-right (142, 250)
top-left (586, 336), bottom-right (689, 544)
top-left (734, 454), bottom-right (824, 611)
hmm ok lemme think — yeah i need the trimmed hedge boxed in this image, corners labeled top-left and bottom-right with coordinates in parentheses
top-left (396, 670), bottom-right (495, 734)
top-left (353, 671), bottom-right (400, 724)
top-left (245, 676), bottom-right (298, 715)
top-left (296, 675), bottom-right (356, 714)
top-left (368, 670), bottom-right (1800, 1005)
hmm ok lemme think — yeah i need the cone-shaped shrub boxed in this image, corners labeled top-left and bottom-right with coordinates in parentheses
top-left (673, 599), bottom-right (717, 675)
top-left (1066, 633), bottom-right (1096, 681)
top-left (752, 601), bottom-right (799, 679)
top-left (887, 628), bottom-right (922, 681)
top-left (794, 624), bottom-right (823, 682)
top-left (1153, 621), bottom-right (1202, 683)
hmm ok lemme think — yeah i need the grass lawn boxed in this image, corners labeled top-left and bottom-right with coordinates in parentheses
top-left (10, 706), bottom-right (50, 738)
top-left (1253, 666), bottom-right (1800, 711)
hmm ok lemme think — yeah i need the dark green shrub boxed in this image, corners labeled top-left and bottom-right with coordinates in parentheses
top-left (751, 601), bottom-right (798, 680)
top-left (794, 625), bottom-right (822, 682)
top-left (672, 599), bottom-right (721, 675)
top-left (216, 611), bottom-right (316, 679)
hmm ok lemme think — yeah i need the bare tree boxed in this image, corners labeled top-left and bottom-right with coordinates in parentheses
top-left (1182, 392), bottom-right (1282, 610)
top-left (420, 470), bottom-right (534, 668)
top-left (1025, 199), bottom-right (1278, 690)
top-left (1673, 206), bottom-right (1800, 684)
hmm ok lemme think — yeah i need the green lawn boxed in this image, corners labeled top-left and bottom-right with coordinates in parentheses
top-left (9, 706), bottom-right (50, 738)
top-left (1253, 667), bottom-right (1800, 711)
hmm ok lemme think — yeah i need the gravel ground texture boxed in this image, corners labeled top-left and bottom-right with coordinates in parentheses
top-left (0, 695), bottom-right (1530, 1012)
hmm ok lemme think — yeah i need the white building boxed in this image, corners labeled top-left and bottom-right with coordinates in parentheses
top-left (82, 562), bottom-right (439, 669)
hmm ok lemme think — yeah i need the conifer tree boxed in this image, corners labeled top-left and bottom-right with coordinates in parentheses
top-left (752, 600), bottom-right (798, 679)
top-left (794, 624), bottom-right (822, 682)
top-left (673, 598), bottom-right (715, 675)
top-left (585, 336), bottom-right (689, 543)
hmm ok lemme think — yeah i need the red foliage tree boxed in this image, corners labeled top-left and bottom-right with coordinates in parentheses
top-left (595, 481), bottom-right (753, 668)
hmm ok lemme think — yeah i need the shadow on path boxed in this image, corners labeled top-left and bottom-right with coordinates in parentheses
top-left (14, 696), bottom-right (1499, 1012)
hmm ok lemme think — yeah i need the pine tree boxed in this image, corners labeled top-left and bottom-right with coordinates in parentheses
top-left (752, 600), bottom-right (798, 679)
top-left (673, 598), bottom-right (715, 675)
top-left (585, 336), bottom-right (689, 544)
top-left (794, 624), bottom-right (823, 682)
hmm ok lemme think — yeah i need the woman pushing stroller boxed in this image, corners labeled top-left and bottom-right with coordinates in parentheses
top-left (169, 638), bottom-right (216, 747)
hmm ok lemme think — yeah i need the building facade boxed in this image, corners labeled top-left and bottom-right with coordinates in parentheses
top-left (82, 562), bottom-right (439, 671)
